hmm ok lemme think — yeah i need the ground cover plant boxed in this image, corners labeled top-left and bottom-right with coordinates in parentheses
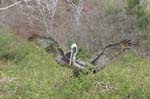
top-left (0, 31), bottom-right (150, 99)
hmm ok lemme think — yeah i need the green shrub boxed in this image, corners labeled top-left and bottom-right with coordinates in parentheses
top-left (127, 0), bottom-right (150, 30)
top-left (144, 31), bottom-right (150, 51)
top-left (1, 31), bottom-right (150, 99)
top-left (0, 31), bottom-right (34, 64)
top-left (77, 47), bottom-right (91, 59)
top-left (127, 0), bottom-right (139, 9)
top-left (135, 7), bottom-right (150, 29)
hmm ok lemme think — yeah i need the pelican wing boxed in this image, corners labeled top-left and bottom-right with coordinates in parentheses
top-left (90, 39), bottom-right (132, 66)
top-left (29, 35), bottom-right (133, 76)
top-left (29, 35), bottom-right (70, 66)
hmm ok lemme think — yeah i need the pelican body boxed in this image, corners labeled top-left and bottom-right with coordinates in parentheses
top-left (30, 35), bottom-right (132, 77)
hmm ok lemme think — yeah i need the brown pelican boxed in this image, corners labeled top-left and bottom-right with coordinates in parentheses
top-left (29, 35), bottom-right (86, 76)
top-left (66, 43), bottom-right (83, 69)
top-left (29, 35), bottom-right (133, 77)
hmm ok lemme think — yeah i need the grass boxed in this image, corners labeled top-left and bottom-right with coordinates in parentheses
top-left (0, 31), bottom-right (150, 99)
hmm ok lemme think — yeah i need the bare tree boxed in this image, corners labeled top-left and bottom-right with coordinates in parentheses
top-left (0, 0), bottom-right (146, 55)
top-left (0, 0), bottom-right (23, 11)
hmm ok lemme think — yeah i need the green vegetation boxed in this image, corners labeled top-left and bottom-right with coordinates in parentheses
top-left (0, 31), bottom-right (150, 99)
top-left (127, 0), bottom-right (139, 9)
top-left (127, 0), bottom-right (150, 52)
top-left (127, 0), bottom-right (150, 30)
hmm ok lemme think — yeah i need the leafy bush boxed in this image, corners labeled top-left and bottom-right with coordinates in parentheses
top-left (127, 0), bottom-right (139, 9)
top-left (1, 31), bottom-right (150, 99)
top-left (136, 7), bottom-right (150, 29)
top-left (127, 0), bottom-right (150, 30)
top-left (0, 31), bottom-right (34, 64)
top-left (127, 0), bottom-right (150, 52)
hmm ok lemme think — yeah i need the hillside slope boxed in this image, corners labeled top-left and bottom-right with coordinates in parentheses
top-left (0, 31), bottom-right (150, 99)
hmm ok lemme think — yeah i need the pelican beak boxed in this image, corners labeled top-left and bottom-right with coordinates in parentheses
top-left (69, 49), bottom-right (74, 66)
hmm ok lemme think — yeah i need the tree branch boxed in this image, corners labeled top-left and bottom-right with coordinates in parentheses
top-left (0, 1), bottom-right (23, 11)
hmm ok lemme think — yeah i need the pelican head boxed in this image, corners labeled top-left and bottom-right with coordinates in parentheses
top-left (69, 43), bottom-right (78, 66)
